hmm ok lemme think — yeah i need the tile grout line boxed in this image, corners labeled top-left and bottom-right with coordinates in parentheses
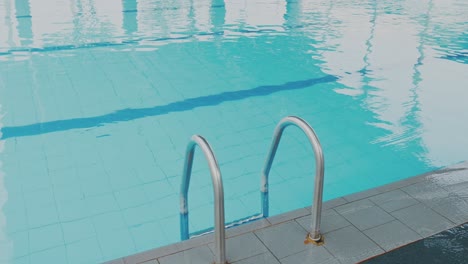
top-left (114, 163), bottom-right (468, 264)
top-left (331, 199), bottom-right (389, 254)
top-left (290, 215), bottom-right (347, 264)
top-left (378, 199), bottom-right (422, 215)
top-left (333, 199), bottom-right (388, 231)
top-left (230, 252), bottom-right (267, 264)
top-left (298, 219), bottom-right (361, 263)
top-left (390, 192), bottom-right (459, 238)
top-left (398, 186), bottom-right (458, 226)
top-left (252, 231), bottom-right (283, 263)
top-left (367, 194), bottom-right (425, 239)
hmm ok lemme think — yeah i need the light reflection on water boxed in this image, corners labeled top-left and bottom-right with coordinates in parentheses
top-left (0, 0), bottom-right (467, 263)
top-left (0, 1), bottom-right (466, 166)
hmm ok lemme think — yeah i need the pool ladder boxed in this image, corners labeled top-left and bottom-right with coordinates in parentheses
top-left (179, 116), bottom-right (325, 264)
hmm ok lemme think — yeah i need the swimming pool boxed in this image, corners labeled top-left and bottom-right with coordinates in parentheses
top-left (0, 0), bottom-right (467, 263)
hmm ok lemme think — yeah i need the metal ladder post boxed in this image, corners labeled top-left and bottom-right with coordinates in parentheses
top-left (180, 135), bottom-right (227, 264)
top-left (261, 116), bottom-right (325, 243)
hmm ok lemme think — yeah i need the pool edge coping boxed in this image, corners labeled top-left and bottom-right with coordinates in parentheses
top-left (106, 160), bottom-right (468, 264)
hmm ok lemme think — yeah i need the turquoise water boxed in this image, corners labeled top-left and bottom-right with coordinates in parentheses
top-left (0, 0), bottom-right (467, 263)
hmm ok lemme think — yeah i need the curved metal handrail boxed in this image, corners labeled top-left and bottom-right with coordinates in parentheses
top-left (180, 135), bottom-right (226, 264)
top-left (261, 116), bottom-right (325, 243)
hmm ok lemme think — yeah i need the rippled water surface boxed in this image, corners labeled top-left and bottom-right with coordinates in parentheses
top-left (0, 0), bottom-right (467, 263)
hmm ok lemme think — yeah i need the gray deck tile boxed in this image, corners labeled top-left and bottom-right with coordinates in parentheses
top-left (323, 225), bottom-right (384, 264)
top-left (177, 233), bottom-right (214, 251)
top-left (158, 246), bottom-right (214, 264)
top-left (139, 260), bottom-right (159, 264)
top-left (322, 197), bottom-right (349, 210)
top-left (119, 163), bottom-right (468, 264)
top-left (254, 221), bottom-right (309, 259)
top-left (123, 243), bottom-right (181, 264)
top-left (454, 186), bottom-right (468, 200)
top-left (334, 199), bottom-right (394, 231)
top-left (369, 189), bottom-right (419, 212)
top-left (342, 188), bottom-right (382, 203)
top-left (427, 168), bottom-right (468, 193)
top-left (295, 209), bottom-right (350, 234)
top-left (102, 259), bottom-right (125, 264)
top-left (446, 182), bottom-right (468, 195)
top-left (124, 232), bottom-right (216, 264)
top-left (375, 175), bottom-right (426, 193)
top-left (267, 207), bottom-right (309, 225)
top-left (226, 218), bottom-right (271, 238)
top-left (363, 220), bottom-right (422, 251)
top-left (391, 203), bottom-right (454, 237)
top-left (423, 196), bottom-right (468, 225)
top-left (401, 180), bottom-right (451, 202)
top-left (208, 233), bottom-right (267, 263)
top-left (279, 246), bottom-right (338, 264)
top-left (435, 166), bottom-right (468, 178)
top-left (233, 252), bottom-right (280, 264)
top-left (448, 161), bottom-right (468, 169)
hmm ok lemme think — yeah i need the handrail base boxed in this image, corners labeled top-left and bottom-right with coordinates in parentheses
top-left (304, 233), bottom-right (324, 246)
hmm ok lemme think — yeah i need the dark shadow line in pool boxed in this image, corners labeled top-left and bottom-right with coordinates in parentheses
top-left (0, 75), bottom-right (338, 140)
top-left (0, 34), bottom-right (207, 56)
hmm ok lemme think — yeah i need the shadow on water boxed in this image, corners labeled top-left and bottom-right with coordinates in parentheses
top-left (0, 75), bottom-right (337, 140)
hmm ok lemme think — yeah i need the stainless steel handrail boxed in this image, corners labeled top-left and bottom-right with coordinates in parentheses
top-left (261, 116), bottom-right (325, 243)
top-left (180, 135), bottom-right (226, 264)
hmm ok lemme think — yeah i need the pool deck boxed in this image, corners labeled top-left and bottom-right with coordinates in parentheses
top-left (106, 161), bottom-right (468, 264)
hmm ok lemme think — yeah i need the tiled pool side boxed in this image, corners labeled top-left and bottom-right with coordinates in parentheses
top-left (106, 161), bottom-right (468, 264)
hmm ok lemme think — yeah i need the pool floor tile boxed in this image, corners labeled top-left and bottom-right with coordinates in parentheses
top-left (61, 218), bottom-right (96, 244)
top-left (26, 203), bottom-right (60, 229)
top-left (323, 226), bottom-right (384, 264)
top-left (363, 220), bottom-right (422, 251)
top-left (97, 228), bottom-right (136, 260)
top-left (29, 246), bottom-right (68, 264)
top-left (334, 199), bottom-right (395, 231)
top-left (391, 203), bottom-right (454, 237)
top-left (66, 237), bottom-right (104, 264)
top-left (158, 246), bottom-right (214, 264)
top-left (130, 221), bottom-right (167, 252)
top-left (92, 211), bottom-right (127, 232)
top-left (9, 256), bottom-right (30, 264)
top-left (254, 221), bottom-right (309, 259)
top-left (28, 224), bottom-right (64, 253)
top-left (3, 231), bottom-right (29, 259)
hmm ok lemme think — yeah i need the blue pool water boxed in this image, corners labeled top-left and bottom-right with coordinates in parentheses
top-left (0, 0), bottom-right (467, 263)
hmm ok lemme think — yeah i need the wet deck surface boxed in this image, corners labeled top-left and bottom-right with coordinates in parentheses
top-left (363, 222), bottom-right (468, 264)
top-left (107, 161), bottom-right (468, 264)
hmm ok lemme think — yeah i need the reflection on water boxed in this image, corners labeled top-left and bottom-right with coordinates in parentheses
top-left (1, 0), bottom-right (465, 165)
top-left (0, 0), bottom-right (467, 263)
